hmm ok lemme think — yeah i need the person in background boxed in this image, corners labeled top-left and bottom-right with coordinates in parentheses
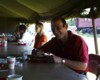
top-left (12, 25), bottom-right (27, 42)
top-left (12, 26), bottom-right (20, 42)
top-left (18, 25), bottom-right (27, 40)
top-left (31, 17), bottom-right (88, 80)
top-left (0, 36), bottom-right (7, 41)
top-left (34, 22), bottom-right (47, 48)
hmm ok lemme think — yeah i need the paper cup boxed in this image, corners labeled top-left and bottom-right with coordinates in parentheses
top-left (7, 56), bottom-right (16, 69)
top-left (7, 74), bottom-right (23, 80)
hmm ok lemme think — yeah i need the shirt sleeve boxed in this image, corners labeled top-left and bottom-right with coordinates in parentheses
top-left (74, 36), bottom-right (88, 63)
top-left (39, 37), bottom-right (56, 53)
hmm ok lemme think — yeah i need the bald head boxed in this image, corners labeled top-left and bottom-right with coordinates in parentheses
top-left (51, 17), bottom-right (67, 26)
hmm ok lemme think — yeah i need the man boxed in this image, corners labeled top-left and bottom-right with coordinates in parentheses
top-left (18, 25), bottom-right (27, 40)
top-left (12, 25), bottom-right (27, 42)
top-left (0, 36), bottom-right (7, 41)
top-left (31, 17), bottom-right (88, 80)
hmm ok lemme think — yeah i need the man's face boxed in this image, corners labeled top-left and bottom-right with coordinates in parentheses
top-left (19, 29), bottom-right (24, 34)
top-left (51, 19), bottom-right (68, 39)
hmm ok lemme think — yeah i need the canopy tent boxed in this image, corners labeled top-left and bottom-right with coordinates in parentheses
top-left (0, 0), bottom-right (100, 54)
top-left (0, 0), bottom-right (99, 21)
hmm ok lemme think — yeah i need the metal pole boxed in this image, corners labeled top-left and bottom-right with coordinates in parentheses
top-left (92, 18), bottom-right (99, 54)
top-left (89, 0), bottom-right (99, 54)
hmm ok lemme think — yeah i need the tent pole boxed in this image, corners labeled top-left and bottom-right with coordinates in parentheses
top-left (92, 18), bottom-right (99, 54)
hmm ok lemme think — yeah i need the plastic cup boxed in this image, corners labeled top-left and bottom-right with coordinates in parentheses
top-left (7, 56), bottom-right (16, 69)
top-left (7, 74), bottom-right (23, 80)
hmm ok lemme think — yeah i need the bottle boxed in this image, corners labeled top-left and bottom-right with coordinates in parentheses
top-left (4, 40), bottom-right (7, 47)
top-left (2, 33), bottom-right (7, 47)
top-left (22, 50), bottom-right (28, 61)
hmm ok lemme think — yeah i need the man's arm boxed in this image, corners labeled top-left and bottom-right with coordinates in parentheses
top-left (64, 59), bottom-right (87, 71)
top-left (53, 55), bottom-right (87, 71)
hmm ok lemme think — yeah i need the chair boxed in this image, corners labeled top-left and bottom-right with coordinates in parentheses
top-left (88, 54), bottom-right (100, 80)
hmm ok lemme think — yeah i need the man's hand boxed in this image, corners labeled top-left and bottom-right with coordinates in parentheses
top-left (32, 49), bottom-right (44, 57)
top-left (53, 55), bottom-right (62, 63)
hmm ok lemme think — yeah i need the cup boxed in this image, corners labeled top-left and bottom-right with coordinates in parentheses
top-left (7, 56), bottom-right (16, 69)
top-left (8, 69), bottom-right (15, 75)
top-left (7, 74), bottom-right (23, 80)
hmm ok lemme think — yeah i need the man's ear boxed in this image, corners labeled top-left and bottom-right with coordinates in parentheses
top-left (64, 23), bottom-right (68, 29)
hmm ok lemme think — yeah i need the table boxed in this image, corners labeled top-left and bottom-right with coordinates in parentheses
top-left (0, 61), bottom-right (87, 80)
top-left (0, 43), bottom-right (87, 80)
top-left (22, 62), bottom-right (73, 80)
top-left (0, 42), bottom-right (32, 57)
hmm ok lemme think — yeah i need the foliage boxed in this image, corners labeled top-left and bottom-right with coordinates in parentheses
top-left (66, 18), bottom-right (76, 26)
